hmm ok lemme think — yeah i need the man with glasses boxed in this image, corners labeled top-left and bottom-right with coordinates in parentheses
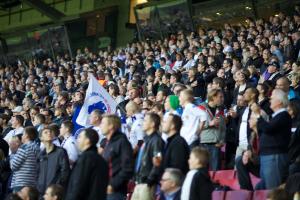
top-left (158, 168), bottom-right (183, 200)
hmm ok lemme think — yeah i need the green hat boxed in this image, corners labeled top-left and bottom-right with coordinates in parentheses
top-left (169, 95), bottom-right (180, 110)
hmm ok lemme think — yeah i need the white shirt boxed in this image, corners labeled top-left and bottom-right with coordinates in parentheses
top-left (173, 61), bottom-right (183, 71)
top-left (180, 103), bottom-right (206, 145)
top-left (4, 127), bottom-right (24, 143)
top-left (92, 126), bottom-right (105, 148)
top-left (181, 169), bottom-right (198, 200)
top-left (183, 59), bottom-right (196, 70)
top-left (239, 107), bottom-right (250, 146)
top-left (125, 113), bottom-right (145, 148)
top-left (61, 135), bottom-right (79, 163)
top-left (272, 108), bottom-right (286, 118)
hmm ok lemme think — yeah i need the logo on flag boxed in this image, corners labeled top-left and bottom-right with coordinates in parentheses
top-left (76, 75), bottom-right (117, 127)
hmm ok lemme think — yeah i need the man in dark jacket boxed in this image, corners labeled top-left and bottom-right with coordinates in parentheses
top-left (162, 114), bottom-right (189, 175)
top-left (37, 128), bottom-right (70, 195)
top-left (252, 88), bottom-right (292, 189)
top-left (136, 113), bottom-right (165, 186)
top-left (66, 128), bottom-right (109, 200)
top-left (131, 113), bottom-right (164, 200)
top-left (101, 114), bottom-right (134, 200)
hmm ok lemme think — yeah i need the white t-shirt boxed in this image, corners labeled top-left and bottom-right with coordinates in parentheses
top-left (239, 107), bottom-right (250, 146)
top-left (180, 103), bottom-right (206, 145)
top-left (125, 113), bottom-right (145, 148)
top-left (61, 135), bottom-right (79, 163)
top-left (4, 127), bottom-right (24, 143)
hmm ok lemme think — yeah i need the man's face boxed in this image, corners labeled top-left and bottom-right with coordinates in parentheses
top-left (270, 91), bottom-right (280, 111)
top-left (142, 115), bottom-right (153, 134)
top-left (267, 65), bottom-right (277, 74)
top-left (77, 131), bottom-right (87, 151)
top-left (41, 129), bottom-right (54, 143)
top-left (243, 89), bottom-right (252, 103)
top-left (179, 91), bottom-right (185, 106)
top-left (60, 124), bottom-right (67, 136)
top-left (276, 79), bottom-right (289, 93)
top-left (156, 91), bottom-right (165, 103)
top-left (213, 92), bottom-right (224, 106)
top-left (43, 187), bottom-right (55, 200)
top-left (89, 112), bottom-right (100, 126)
top-left (128, 89), bottom-right (138, 100)
top-left (100, 118), bottom-right (110, 135)
top-left (237, 95), bottom-right (246, 107)
top-left (162, 115), bottom-right (172, 134)
top-left (160, 172), bottom-right (175, 193)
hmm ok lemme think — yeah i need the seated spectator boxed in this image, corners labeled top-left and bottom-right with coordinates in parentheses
top-left (181, 147), bottom-right (214, 200)
top-left (158, 168), bottom-right (183, 200)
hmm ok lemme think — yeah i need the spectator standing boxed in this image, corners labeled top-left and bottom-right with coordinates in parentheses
top-left (133, 113), bottom-right (164, 199)
top-left (252, 88), bottom-right (292, 189)
top-left (10, 127), bottom-right (39, 192)
top-left (37, 128), bottom-right (70, 194)
top-left (101, 115), bottom-right (134, 200)
top-left (179, 89), bottom-right (206, 148)
top-left (162, 114), bottom-right (189, 175)
top-left (199, 89), bottom-right (226, 170)
top-left (59, 121), bottom-right (78, 167)
top-left (4, 115), bottom-right (24, 143)
top-left (65, 128), bottom-right (108, 200)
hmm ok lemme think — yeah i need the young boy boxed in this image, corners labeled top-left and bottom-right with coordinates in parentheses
top-left (181, 147), bottom-right (214, 200)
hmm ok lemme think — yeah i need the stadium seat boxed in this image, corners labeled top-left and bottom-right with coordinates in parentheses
top-left (209, 171), bottom-right (215, 179)
top-left (252, 190), bottom-right (270, 200)
top-left (127, 180), bottom-right (136, 193)
top-left (212, 170), bottom-right (240, 189)
top-left (212, 190), bottom-right (226, 200)
top-left (250, 173), bottom-right (261, 187)
top-left (225, 190), bottom-right (253, 200)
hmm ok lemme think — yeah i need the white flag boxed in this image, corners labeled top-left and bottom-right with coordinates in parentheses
top-left (76, 75), bottom-right (117, 127)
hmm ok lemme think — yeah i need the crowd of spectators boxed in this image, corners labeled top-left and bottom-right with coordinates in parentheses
top-left (0, 5), bottom-right (300, 200)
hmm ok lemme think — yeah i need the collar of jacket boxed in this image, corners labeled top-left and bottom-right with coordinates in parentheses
top-left (167, 133), bottom-right (180, 143)
top-left (82, 145), bottom-right (97, 153)
top-left (109, 130), bottom-right (123, 142)
top-left (144, 131), bottom-right (159, 142)
top-left (41, 145), bottom-right (58, 155)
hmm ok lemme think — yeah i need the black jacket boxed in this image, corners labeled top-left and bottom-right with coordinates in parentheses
top-left (103, 131), bottom-right (134, 194)
top-left (37, 146), bottom-right (70, 194)
top-left (288, 126), bottom-right (300, 163)
top-left (136, 132), bottom-right (164, 185)
top-left (163, 133), bottom-right (189, 175)
top-left (66, 146), bottom-right (109, 200)
top-left (189, 168), bottom-right (214, 200)
top-left (257, 111), bottom-right (292, 155)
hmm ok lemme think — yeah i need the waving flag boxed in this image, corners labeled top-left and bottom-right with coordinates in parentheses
top-left (76, 75), bottom-right (117, 127)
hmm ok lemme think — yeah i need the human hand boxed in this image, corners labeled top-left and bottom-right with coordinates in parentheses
top-left (242, 150), bottom-right (252, 165)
